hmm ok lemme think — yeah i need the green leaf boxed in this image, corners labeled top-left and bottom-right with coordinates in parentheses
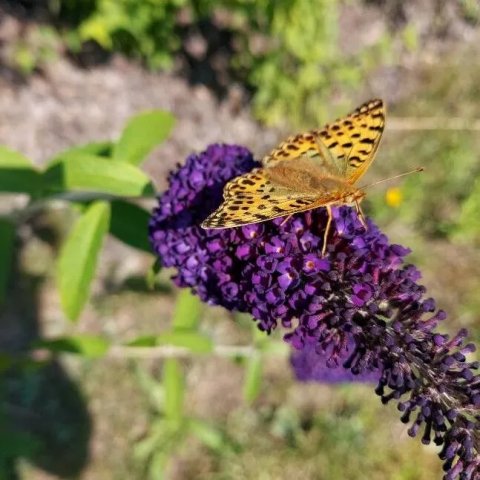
top-left (0, 146), bottom-right (40, 196)
top-left (188, 418), bottom-right (225, 451)
top-left (44, 152), bottom-right (155, 197)
top-left (134, 363), bottom-right (165, 410)
top-left (57, 201), bottom-right (110, 321)
top-left (0, 218), bottom-right (15, 304)
top-left (109, 200), bottom-right (152, 252)
top-left (147, 451), bottom-right (169, 480)
top-left (127, 335), bottom-right (159, 347)
top-left (243, 354), bottom-right (263, 404)
top-left (163, 359), bottom-right (184, 424)
top-left (113, 110), bottom-right (175, 165)
top-left (34, 335), bottom-right (109, 358)
top-left (172, 289), bottom-right (203, 330)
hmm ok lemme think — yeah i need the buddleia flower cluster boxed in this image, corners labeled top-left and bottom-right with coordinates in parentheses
top-left (149, 144), bottom-right (480, 479)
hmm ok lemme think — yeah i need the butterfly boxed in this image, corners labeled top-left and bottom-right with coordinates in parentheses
top-left (201, 99), bottom-right (386, 256)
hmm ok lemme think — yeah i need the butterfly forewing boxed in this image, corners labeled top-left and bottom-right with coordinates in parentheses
top-left (262, 131), bottom-right (326, 167)
top-left (314, 99), bottom-right (385, 184)
top-left (262, 99), bottom-right (385, 185)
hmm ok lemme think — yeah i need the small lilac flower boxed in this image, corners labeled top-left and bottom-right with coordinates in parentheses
top-left (149, 144), bottom-right (480, 479)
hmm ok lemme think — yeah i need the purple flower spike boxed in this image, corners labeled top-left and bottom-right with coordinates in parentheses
top-left (149, 144), bottom-right (480, 479)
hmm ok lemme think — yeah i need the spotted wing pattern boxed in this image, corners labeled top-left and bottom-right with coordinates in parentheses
top-left (262, 99), bottom-right (385, 185)
top-left (201, 99), bottom-right (385, 229)
top-left (201, 168), bottom-right (344, 228)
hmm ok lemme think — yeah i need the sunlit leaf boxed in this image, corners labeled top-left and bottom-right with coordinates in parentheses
top-left (243, 354), bottom-right (263, 404)
top-left (35, 335), bottom-right (110, 358)
top-left (113, 110), bottom-right (175, 165)
top-left (188, 418), bottom-right (225, 451)
top-left (172, 289), bottom-right (203, 330)
top-left (44, 152), bottom-right (154, 197)
top-left (163, 359), bottom-right (184, 424)
top-left (0, 146), bottom-right (40, 196)
top-left (57, 201), bottom-right (110, 321)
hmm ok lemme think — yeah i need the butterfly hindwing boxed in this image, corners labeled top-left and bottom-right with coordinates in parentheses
top-left (201, 165), bottom-right (350, 228)
top-left (202, 168), bottom-right (316, 228)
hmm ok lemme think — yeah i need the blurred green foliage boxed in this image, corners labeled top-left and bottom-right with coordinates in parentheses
top-left (0, 110), bottom-right (175, 320)
top-left (10, 26), bottom-right (60, 75)
top-left (40, 0), bottom-right (394, 127)
top-left (365, 60), bottom-right (480, 253)
top-left (369, 131), bottom-right (480, 239)
top-left (224, 0), bottom-right (392, 126)
top-left (58, 0), bottom-right (187, 69)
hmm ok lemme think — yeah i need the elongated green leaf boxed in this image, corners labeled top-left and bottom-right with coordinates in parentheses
top-left (172, 289), bottom-right (203, 330)
top-left (34, 335), bottom-right (109, 358)
top-left (148, 450), bottom-right (169, 480)
top-left (243, 354), bottom-right (263, 404)
top-left (0, 218), bottom-right (15, 304)
top-left (57, 201), bottom-right (110, 321)
top-left (188, 418), bottom-right (225, 451)
top-left (113, 110), bottom-right (175, 165)
top-left (127, 335), bottom-right (159, 347)
top-left (163, 359), bottom-right (184, 424)
top-left (127, 331), bottom-right (213, 354)
top-left (44, 153), bottom-right (154, 197)
top-left (110, 200), bottom-right (152, 252)
top-left (0, 146), bottom-right (40, 195)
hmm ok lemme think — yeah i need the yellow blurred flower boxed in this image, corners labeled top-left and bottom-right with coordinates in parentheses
top-left (385, 187), bottom-right (403, 208)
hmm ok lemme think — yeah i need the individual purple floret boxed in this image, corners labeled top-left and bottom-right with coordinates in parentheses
top-left (149, 144), bottom-right (480, 479)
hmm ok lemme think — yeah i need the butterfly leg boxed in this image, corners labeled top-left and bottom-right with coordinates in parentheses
top-left (321, 205), bottom-right (333, 257)
top-left (355, 201), bottom-right (367, 230)
top-left (279, 214), bottom-right (293, 227)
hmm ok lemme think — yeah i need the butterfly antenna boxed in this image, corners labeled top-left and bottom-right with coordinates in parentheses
top-left (360, 167), bottom-right (424, 190)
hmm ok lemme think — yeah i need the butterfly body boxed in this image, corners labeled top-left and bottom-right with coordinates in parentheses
top-left (201, 99), bottom-right (385, 253)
